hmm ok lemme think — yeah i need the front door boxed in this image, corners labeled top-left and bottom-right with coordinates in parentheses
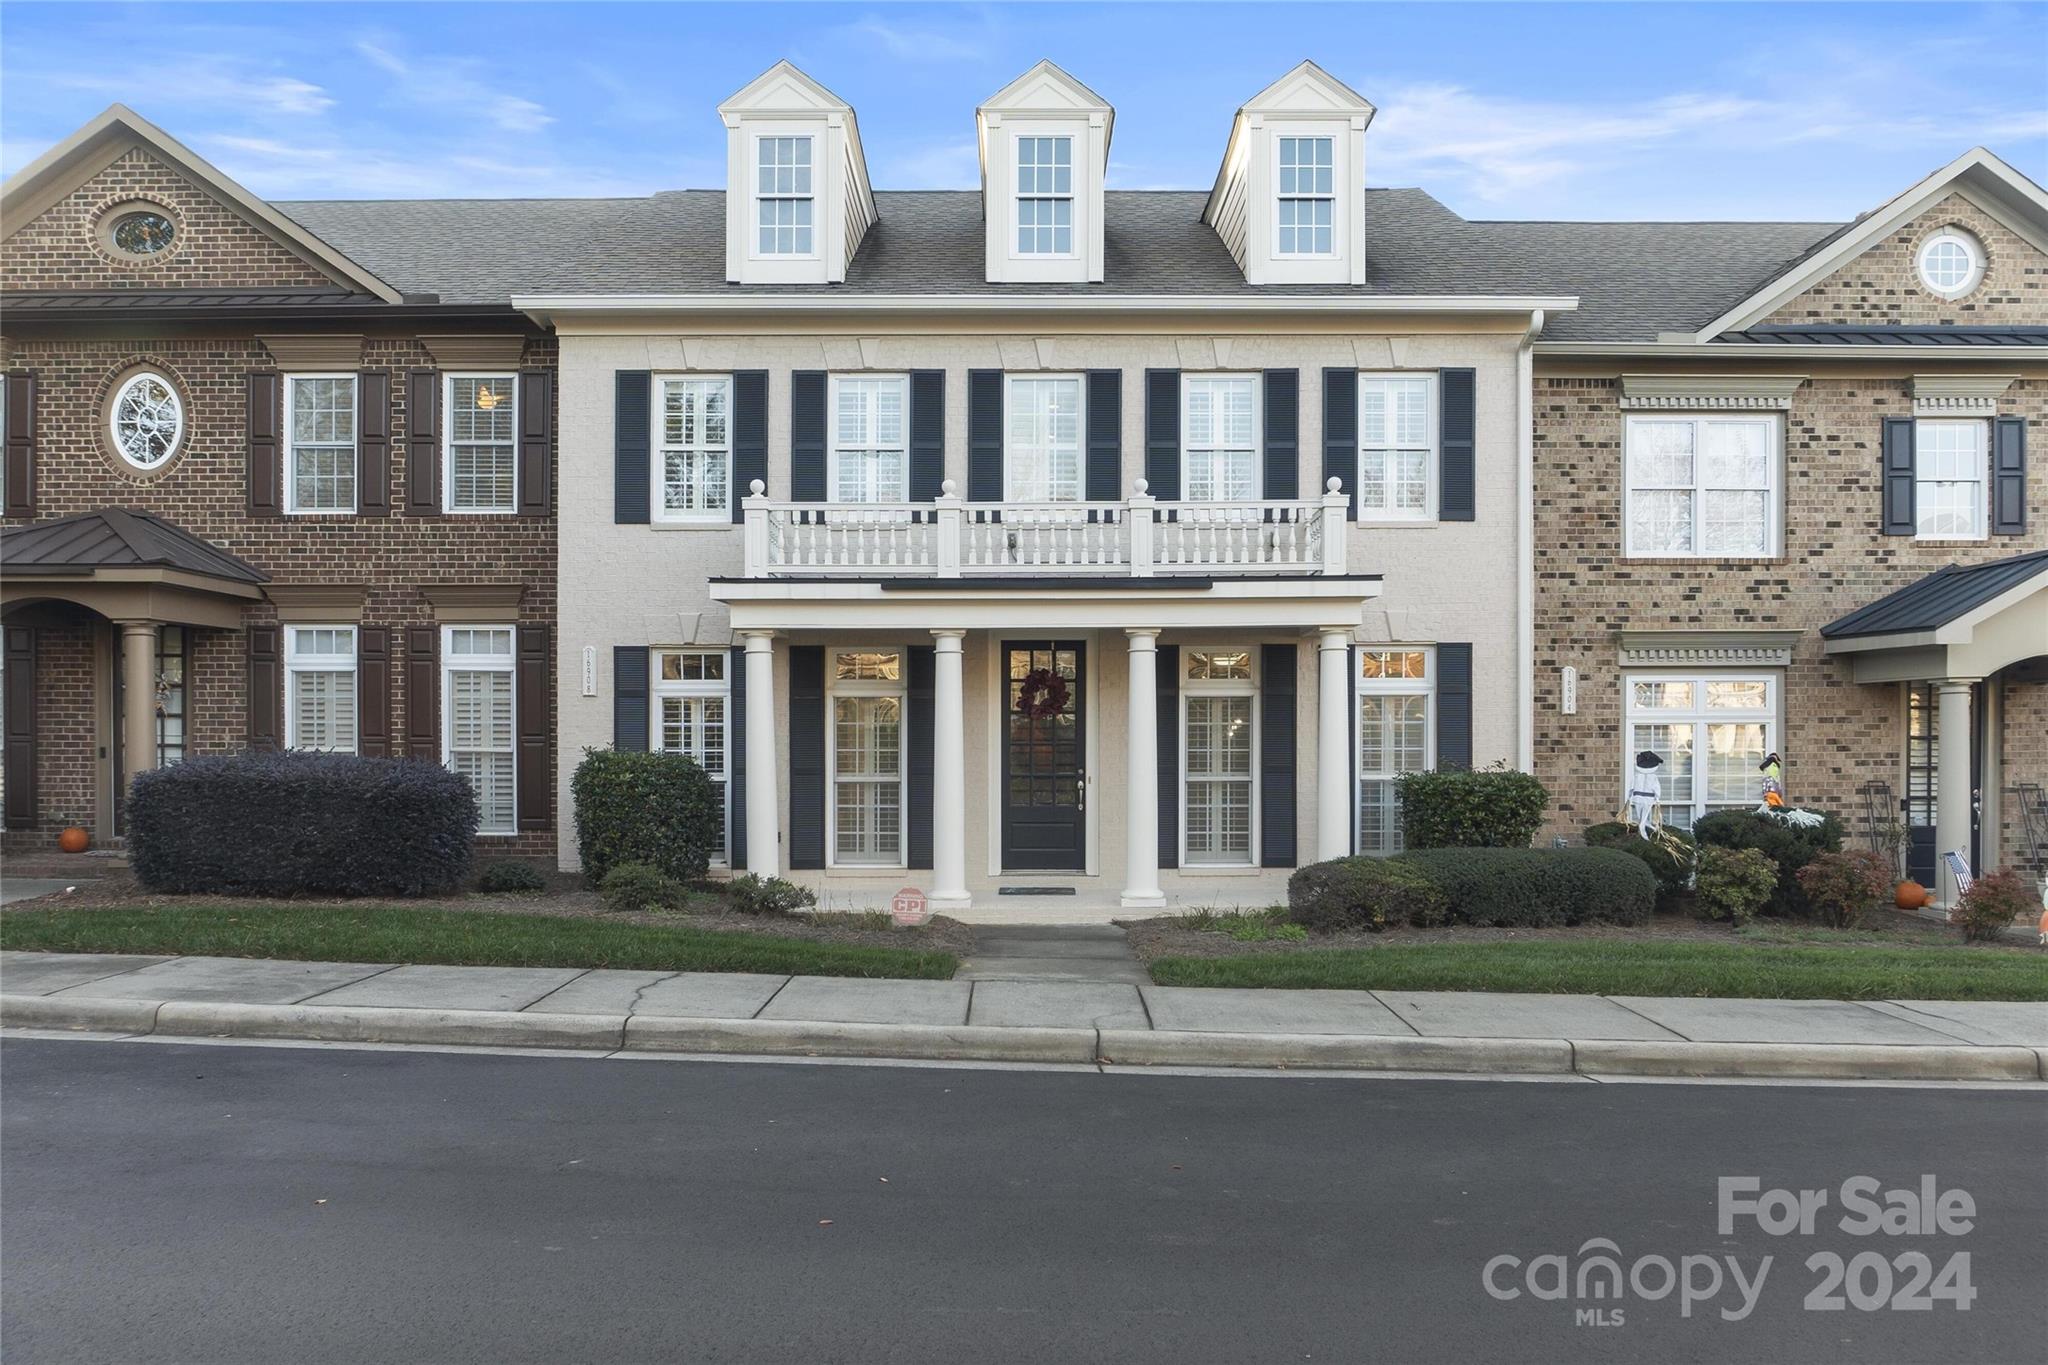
top-left (1001, 640), bottom-right (1085, 870)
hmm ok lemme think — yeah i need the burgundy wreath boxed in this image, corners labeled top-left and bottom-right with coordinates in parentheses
top-left (1015, 667), bottom-right (1071, 721)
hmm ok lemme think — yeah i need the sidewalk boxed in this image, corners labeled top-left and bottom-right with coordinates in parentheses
top-left (3, 950), bottom-right (2043, 1082)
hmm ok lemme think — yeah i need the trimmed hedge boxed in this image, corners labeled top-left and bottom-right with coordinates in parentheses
top-left (571, 748), bottom-right (721, 886)
top-left (1287, 857), bottom-right (1448, 933)
top-left (128, 751), bottom-right (477, 897)
top-left (599, 862), bottom-right (685, 913)
top-left (1393, 767), bottom-right (1549, 849)
top-left (477, 860), bottom-right (547, 894)
top-left (1584, 821), bottom-right (1695, 910)
top-left (1694, 809), bottom-right (1844, 918)
top-left (1694, 845), bottom-right (1778, 926)
top-left (1397, 847), bottom-right (1657, 928)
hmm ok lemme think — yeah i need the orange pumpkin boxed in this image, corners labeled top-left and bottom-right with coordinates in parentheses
top-left (1894, 879), bottom-right (1929, 910)
top-left (57, 826), bottom-right (90, 854)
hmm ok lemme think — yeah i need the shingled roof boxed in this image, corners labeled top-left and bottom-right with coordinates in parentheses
top-left (1822, 550), bottom-right (2048, 640)
top-left (0, 509), bottom-right (268, 584)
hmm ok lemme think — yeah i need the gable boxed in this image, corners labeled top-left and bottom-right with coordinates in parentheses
top-left (980, 61), bottom-right (1111, 116)
top-left (1241, 61), bottom-right (1375, 118)
top-left (717, 60), bottom-right (850, 117)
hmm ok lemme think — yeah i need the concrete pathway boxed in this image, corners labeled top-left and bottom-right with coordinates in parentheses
top-left (0, 878), bottom-right (87, 906)
top-left (955, 925), bottom-right (1149, 984)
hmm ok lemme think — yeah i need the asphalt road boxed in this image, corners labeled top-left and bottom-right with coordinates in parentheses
top-left (3, 1039), bottom-right (2042, 1365)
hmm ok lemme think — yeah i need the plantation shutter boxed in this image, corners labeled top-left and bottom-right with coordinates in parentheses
top-left (1437, 642), bottom-right (1473, 771)
top-left (1259, 642), bottom-right (1297, 868)
top-left (1438, 368), bottom-right (1476, 522)
top-left (357, 626), bottom-right (391, 758)
top-left (517, 370), bottom-right (553, 518)
top-left (614, 370), bottom-right (650, 524)
top-left (788, 645), bottom-right (826, 869)
top-left (3, 625), bottom-right (36, 829)
top-left (1144, 369), bottom-right (1180, 501)
top-left (406, 368), bottom-right (440, 515)
top-left (1992, 416), bottom-right (2027, 535)
top-left (611, 645), bottom-right (649, 751)
top-left (731, 370), bottom-right (768, 524)
top-left (1881, 417), bottom-right (1917, 536)
top-left (1085, 369), bottom-right (1122, 502)
top-left (404, 626), bottom-right (438, 758)
top-left (246, 372), bottom-right (282, 517)
top-left (1263, 370), bottom-right (1299, 501)
top-left (1156, 642), bottom-right (1179, 869)
top-left (246, 625), bottom-right (281, 751)
top-left (516, 626), bottom-right (551, 830)
top-left (909, 370), bottom-right (946, 502)
top-left (1322, 368), bottom-right (1358, 520)
top-left (907, 644), bottom-right (935, 869)
top-left (967, 369), bottom-right (1004, 502)
top-left (357, 370), bottom-right (391, 516)
top-left (790, 371), bottom-right (827, 502)
top-left (4, 372), bottom-right (36, 518)
top-left (728, 644), bottom-right (748, 869)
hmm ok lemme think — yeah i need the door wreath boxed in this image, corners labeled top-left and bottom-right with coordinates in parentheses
top-left (1015, 667), bottom-right (1071, 720)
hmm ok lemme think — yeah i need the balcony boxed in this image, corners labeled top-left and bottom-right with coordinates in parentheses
top-left (741, 479), bottom-right (1351, 579)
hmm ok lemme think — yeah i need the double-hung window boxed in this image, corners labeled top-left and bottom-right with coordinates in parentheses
top-left (829, 649), bottom-right (905, 867)
top-left (1276, 136), bottom-right (1334, 256)
top-left (1624, 414), bottom-right (1778, 557)
top-left (656, 376), bottom-right (732, 521)
top-left (1914, 419), bottom-right (1988, 539)
top-left (1356, 648), bottom-right (1433, 855)
top-left (444, 626), bottom-right (516, 836)
top-left (1183, 649), bottom-right (1257, 867)
top-left (1358, 374), bottom-right (1435, 519)
top-left (1182, 376), bottom-right (1259, 502)
top-left (830, 376), bottom-right (907, 503)
top-left (756, 135), bottom-right (814, 256)
top-left (1005, 375), bottom-right (1083, 502)
top-left (286, 374), bottom-right (357, 514)
top-left (284, 626), bottom-right (357, 753)
top-left (1624, 673), bottom-right (1774, 830)
top-left (1016, 135), bottom-right (1073, 255)
top-left (444, 374), bottom-right (517, 513)
top-left (656, 650), bottom-right (730, 863)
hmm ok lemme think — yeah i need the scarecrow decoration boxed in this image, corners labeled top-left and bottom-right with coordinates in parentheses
top-left (1626, 750), bottom-right (1663, 840)
top-left (1754, 751), bottom-right (1827, 829)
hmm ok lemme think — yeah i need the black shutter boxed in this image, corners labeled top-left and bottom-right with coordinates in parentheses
top-left (731, 370), bottom-right (767, 524)
top-left (1259, 642), bottom-right (1297, 868)
top-left (1322, 368), bottom-right (1358, 520)
top-left (612, 646), bottom-right (649, 751)
top-left (1437, 643), bottom-right (1473, 771)
top-left (910, 370), bottom-right (945, 502)
top-left (1881, 417), bottom-right (1917, 536)
top-left (614, 370), bottom-right (650, 524)
top-left (406, 368), bottom-right (440, 515)
top-left (1263, 370), bottom-right (1299, 501)
top-left (1992, 416), bottom-right (2027, 535)
top-left (791, 371), bottom-right (827, 502)
top-left (357, 626), bottom-right (390, 758)
top-left (1156, 642), bottom-right (1179, 869)
top-left (1144, 370), bottom-right (1180, 500)
top-left (405, 627), bottom-right (438, 759)
top-left (967, 369), bottom-right (1004, 502)
top-left (789, 645), bottom-right (826, 869)
top-left (246, 625), bottom-right (280, 751)
top-left (1439, 368), bottom-right (1475, 522)
top-left (247, 372), bottom-right (281, 517)
top-left (357, 370), bottom-right (391, 516)
top-left (3, 625), bottom-right (35, 829)
top-left (4, 373), bottom-right (36, 518)
top-left (517, 626), bottom-right (551, 830)
top-left (728, 645), bottom-right (747, 869)
top-left (1085, 369), bottom-right (1122, 501)
top-left (517, 369), bottom-right (554, 518)
top-left (907, 645), bottom-right (935, 869)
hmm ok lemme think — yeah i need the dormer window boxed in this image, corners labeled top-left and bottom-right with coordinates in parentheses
top-left (756, 135), bottom-right (815, 256)
top-left (1016, 135), bottom-right (1074, 255)
top-left (1203, 61), bottom-right (1374, 286)
top-left (1276, 136), bottom-right (1334, 255)
top-left (977, 61), bottom-right (1112, 284)
top-left (719, 61), bottom-right (875, 285)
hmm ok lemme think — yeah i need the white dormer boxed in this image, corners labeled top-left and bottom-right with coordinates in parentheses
top-left (1203, 61), bottom-right (1373, 286)
top-left (718, 61), bottom-right (876, 285)
top-left (976, 60), bottom-right (1112, 285)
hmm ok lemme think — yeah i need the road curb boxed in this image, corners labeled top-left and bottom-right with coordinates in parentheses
top-left (1572, 1038), bottom-right (2043, 1082)
top-left (0, 994), bottom-right (160, 1034)
top-left (152, 1001), bottom-right (627, 1051)
top-left (1096, 1029), bottom-right (1573, 1073)
top-left (623, 1015), bottom-right (1098, 1064)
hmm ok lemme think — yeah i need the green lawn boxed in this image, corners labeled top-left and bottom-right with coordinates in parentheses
top-left (0, 905), bottom-right (956, 980)
top-left (1147, 939), bottom-right (2048, 1001)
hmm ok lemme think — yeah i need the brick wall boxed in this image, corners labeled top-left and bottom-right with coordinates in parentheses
top-left (1763, 193), bottom-right (2046, 328)
top-left (2002, 680), bottom-right (2048, 881)
top-left (27, 615), bottom-right (97, 837)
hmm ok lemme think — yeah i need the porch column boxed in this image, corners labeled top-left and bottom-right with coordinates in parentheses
top-left (742, 631), bottom-right (781, 878)
top-left (118, 621), bottom-right (158, 777)
top-left (1317, 628), bottom-right (1352, 861)
top-left (928, 630), bottom-right (970, 908)
top-left (1935, 678), bottom-right (1977, 907)
top-left (1121, 628), bottom-right (1164, 908)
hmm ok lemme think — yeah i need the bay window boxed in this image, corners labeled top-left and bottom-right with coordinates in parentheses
top-left (1182, 375), bottom-right (1259, 502)
top-left (1624, 414), bottom-right (1778, 557)
top-left (1005, 375), bottom-right (1083, 502)
top-left (444, 626), bottom-right (516, 836)
top-left (830, 376), bottom-right (907, 502)
top-left (1356, 648), bottom-right (1433, 855)
top-left (656, 376), bottom-right (732, 521)
top-left (1623, 673), bottom-right (1775, 830)
top-left (1182, 649), bottom-right (1257, 867)
top-left (655, 650), bottom-right (730, 863)
top-left (285, 626), bottom-right (357, 753)
top-left (829, 649), bottom-right (904, 866)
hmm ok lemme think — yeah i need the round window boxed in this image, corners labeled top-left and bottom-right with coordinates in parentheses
top-left (109, 210), bottom-right (177, 256)
top-left (1916, 229), bottom-right (1983, 297)
top-left (109, 372), bottom-right (185, 470)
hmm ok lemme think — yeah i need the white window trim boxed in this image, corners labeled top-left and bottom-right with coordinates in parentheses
top-left (1356, 371), bottom-right (1438, 523)
top-left (108, 370), bottom-right (185, 472)
top-left (654, 649), bottom-right (732, 866)
top-left (1354, 647), bottom-right (1436, 857)
top-left (1271, 132), bottom-right (1336, 259)
top-left (826, 648), bottom-right (908, 870)
top-left (1916, 229), bottom-right (1984, 299)
top-left (283, 624), bottom-right (357, 754)
top-left (1621, 672), bottom-right (1778, 829)
top-left (828, 374), bottom-right (910, 504)
top-left (284, 372), bottom-right (358, 516)
top-left (1912, 417), bottom-right (1990, 543)
top-left (751, 132), bottom-right (819, 262)
top-left (1180, 649), bottom-right (1260, 869)
top-left (440, 373), bottom-right (518, 515)
top-left (1621, 412), bottom-right (1782, 559)
top-left (651, 373), bottom-right (735, 525)
top-left (442, 624), bottom-right (518, 838)
top-left (1179, 373), bottom-right (1262, 503)
top-left (1003, 373), bottom-right (1086, 503)
top-left (1012, 131), bottom-right (1077, 261)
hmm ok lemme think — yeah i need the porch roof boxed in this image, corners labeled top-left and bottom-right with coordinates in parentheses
top-left (0, 509), bottom-right (267, 586)
top-left (1822, 550), bottom-right (2048, 641)
top-left (1821, 550), bottom-right (2048, 682)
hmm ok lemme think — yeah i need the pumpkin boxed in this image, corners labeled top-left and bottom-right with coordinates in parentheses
top-left (1894, 879), bottom-right (1929, 910)
top-left (57, 826), bottom-right (90, 854)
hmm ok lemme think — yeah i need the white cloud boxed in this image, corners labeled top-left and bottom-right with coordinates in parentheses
top-left (836, 15), bottom-right (992, 64)
top-left (47, 63), bottom-right (334, 117)
top-left (353, 37), bottom-right (553, 134)
top-left (202, 132), bottom-right (644, 199)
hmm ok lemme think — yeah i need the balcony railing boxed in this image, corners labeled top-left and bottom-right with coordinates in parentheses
top-left (740, 479), bottom-right (1351, 579)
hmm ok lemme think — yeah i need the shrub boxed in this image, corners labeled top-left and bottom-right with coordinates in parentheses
top-left (1393, 766), bottom-right (1550, 849)
top-left (1287, 857), bottom-right (1449, 933)
top-left (476, 860), bottom-right (547, 894)
top-left (128, 751), bottom-right (475, 897)
top-left (1795, 849), bottom-right (1896, 930)
top-left (1396, 847), bottom-right (1656, 927)
top-left (1584, 821), bottom-right (1696, 910)
top-left (1694, 846), bottom-right (1778, 926)
top-left (599, 862), bottom-right (685, 914)
top-left (1694, 809), bottom-right (1845, 917)
top-left (571, 748), bottom-right (720, 886)
top-left (1950, 870), bottom-right (2039, 944)
top-left (728, 874), bottom-right (817, 917)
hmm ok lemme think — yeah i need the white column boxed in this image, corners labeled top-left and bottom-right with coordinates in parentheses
top-left (1317, 628), bottom-right (1352, 861)
top-left (1121, 628), bottom-right (1164, 907)
top-left (119, 621), bottom-right (159, 778)
top-left (1935, 678), bottom-right (1977, 908)
top-left (742, 631), bottom-right (781, 878)
top-left (928, 630), bottom-right (970, 908)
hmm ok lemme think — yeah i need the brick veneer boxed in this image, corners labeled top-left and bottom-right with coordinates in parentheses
top-left (1762, 194), bottom-right (2046, 328)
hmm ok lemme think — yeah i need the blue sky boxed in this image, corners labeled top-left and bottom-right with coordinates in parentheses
top-left (3, 2), bottom-right (2043, 220)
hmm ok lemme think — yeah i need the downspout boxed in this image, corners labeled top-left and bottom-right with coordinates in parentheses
top-left (1517, 309), bottom-right (1544, 773)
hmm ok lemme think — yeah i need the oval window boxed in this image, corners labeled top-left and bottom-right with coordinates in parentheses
top-left (110, 210), bottom-right (177, 256)
top-left (109, 372), bottom-right (185, 470)
top-left (1916, 229), bottom-right (1983, 298)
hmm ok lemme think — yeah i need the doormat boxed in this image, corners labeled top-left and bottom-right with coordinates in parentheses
top-left (997, 886), bottom-right (1077, 896)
